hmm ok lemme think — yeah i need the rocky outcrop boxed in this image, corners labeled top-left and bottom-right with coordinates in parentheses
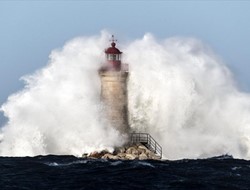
top-left (85, 143), bottom-right (161, 160)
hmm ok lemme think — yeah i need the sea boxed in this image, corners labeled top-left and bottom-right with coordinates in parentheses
top-left (0, 155), bottom-right (250, 190)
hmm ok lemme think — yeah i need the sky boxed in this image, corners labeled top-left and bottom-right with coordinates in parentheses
top-left (0, 0), bottom-right (250, 122)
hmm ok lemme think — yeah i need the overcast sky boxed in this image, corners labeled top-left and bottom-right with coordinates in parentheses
top-left (0, 0), bottom-right (250, 110)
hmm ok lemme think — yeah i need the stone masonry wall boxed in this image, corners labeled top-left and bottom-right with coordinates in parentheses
top-left (99, 71), bottom-right (129, 134)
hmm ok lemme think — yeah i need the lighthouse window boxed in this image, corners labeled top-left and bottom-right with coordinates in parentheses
top-left (107, 54), bottom-right (116, 60)
top-left (107, 54), bottom-right (121, 61)
top-left (107, 54), bottom-right (112, 60)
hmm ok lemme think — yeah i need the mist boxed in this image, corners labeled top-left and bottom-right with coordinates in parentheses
top-left (0, 32), bottom-right (126, 156)
top-left (1, 31), bottom-right (250, 160)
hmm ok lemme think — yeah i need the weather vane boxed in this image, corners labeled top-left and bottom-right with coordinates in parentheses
top-left (110, 35), bottom-right (117, 43)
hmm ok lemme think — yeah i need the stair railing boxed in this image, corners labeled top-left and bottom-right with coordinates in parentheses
top-left (130, 133), bottom-right (162, 158)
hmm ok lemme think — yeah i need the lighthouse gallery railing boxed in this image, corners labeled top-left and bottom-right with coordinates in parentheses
top-left (130, 133), bottom-right (162, 159)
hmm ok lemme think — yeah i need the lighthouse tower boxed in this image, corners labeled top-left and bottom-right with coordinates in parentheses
top-left (99, 36), bottom-right (129, 134)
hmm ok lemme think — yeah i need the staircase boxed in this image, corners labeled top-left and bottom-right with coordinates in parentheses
top-left (130, 133), bottom-right (162, 159)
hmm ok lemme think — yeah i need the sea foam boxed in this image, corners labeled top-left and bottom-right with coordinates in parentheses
top-left (1, 31), bottom-right (250, 160)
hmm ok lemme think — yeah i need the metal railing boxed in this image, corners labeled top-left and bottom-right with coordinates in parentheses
top-left (130, 133), bottom-right (162, 158)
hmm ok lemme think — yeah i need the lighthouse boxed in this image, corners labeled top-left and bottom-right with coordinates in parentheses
top-left (99, 35), bottom-right (129, 134)
top-left (87, 35), bottom-right (163, 159)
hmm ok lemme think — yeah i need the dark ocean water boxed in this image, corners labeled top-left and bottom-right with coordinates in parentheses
top-left (0, 155), bottom-right (250, 190)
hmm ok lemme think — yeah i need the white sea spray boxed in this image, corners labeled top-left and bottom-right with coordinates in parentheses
top-left (1, 31), bottom-right (250, 160)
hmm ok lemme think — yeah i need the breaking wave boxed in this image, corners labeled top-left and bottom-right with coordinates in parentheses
top-left (1, 31), bottom-right (250, 160)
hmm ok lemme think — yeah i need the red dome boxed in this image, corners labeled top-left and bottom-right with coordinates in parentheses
top-left (105, 42), bottom-right (122, 54)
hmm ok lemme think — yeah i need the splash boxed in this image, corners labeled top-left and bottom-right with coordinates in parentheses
top-left (1, 31), bottom-right (250, 160)
top-left (0, 32), bottom-right (125, 156)
top-left (126, 34), bottom-right (250, 160)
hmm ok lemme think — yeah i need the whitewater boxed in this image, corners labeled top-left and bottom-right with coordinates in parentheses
top-left (1, 31), bottom-right (250, 160)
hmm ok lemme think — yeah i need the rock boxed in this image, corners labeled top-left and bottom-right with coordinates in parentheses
top-left (126, 147), bottom-right (136, 154)
top-left (117, 153), bottom-right (126, 159)
top-left (89, 150), bottom-right (108, 159)
top-left (131, 149), bottom-right (139, 156)
top-left (125, 153), bottom-right (137, 160)
top-left (145, 148), bottom-right (154, 156)
top-left (144, 150), bottom-right (161, 160)
top-left (82, 153), bottom-right (88, 158)
top-left (102, 153), bottom-right (119, 160)
top-left (85, 143), bottom-right (161, 161)
top-left (138, 145), bottom-right (148, 154)
top-left (151, 155), bottom-right (161, 160)
top-left (137, 148), bottom-right (146, 154)
top-left (139, 153), bottom-right (148, 160)
top-left (114, 147), bottom-right (126, 154)
top-left (138, 145), bottom-right (147, 150)
top-left (88, 151), bottom-right (99, 159)
top-left (147, 150), bottom-right (156, 158)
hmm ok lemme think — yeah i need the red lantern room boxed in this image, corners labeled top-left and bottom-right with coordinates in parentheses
top-left (104, 35), bottom-right (122, 71)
